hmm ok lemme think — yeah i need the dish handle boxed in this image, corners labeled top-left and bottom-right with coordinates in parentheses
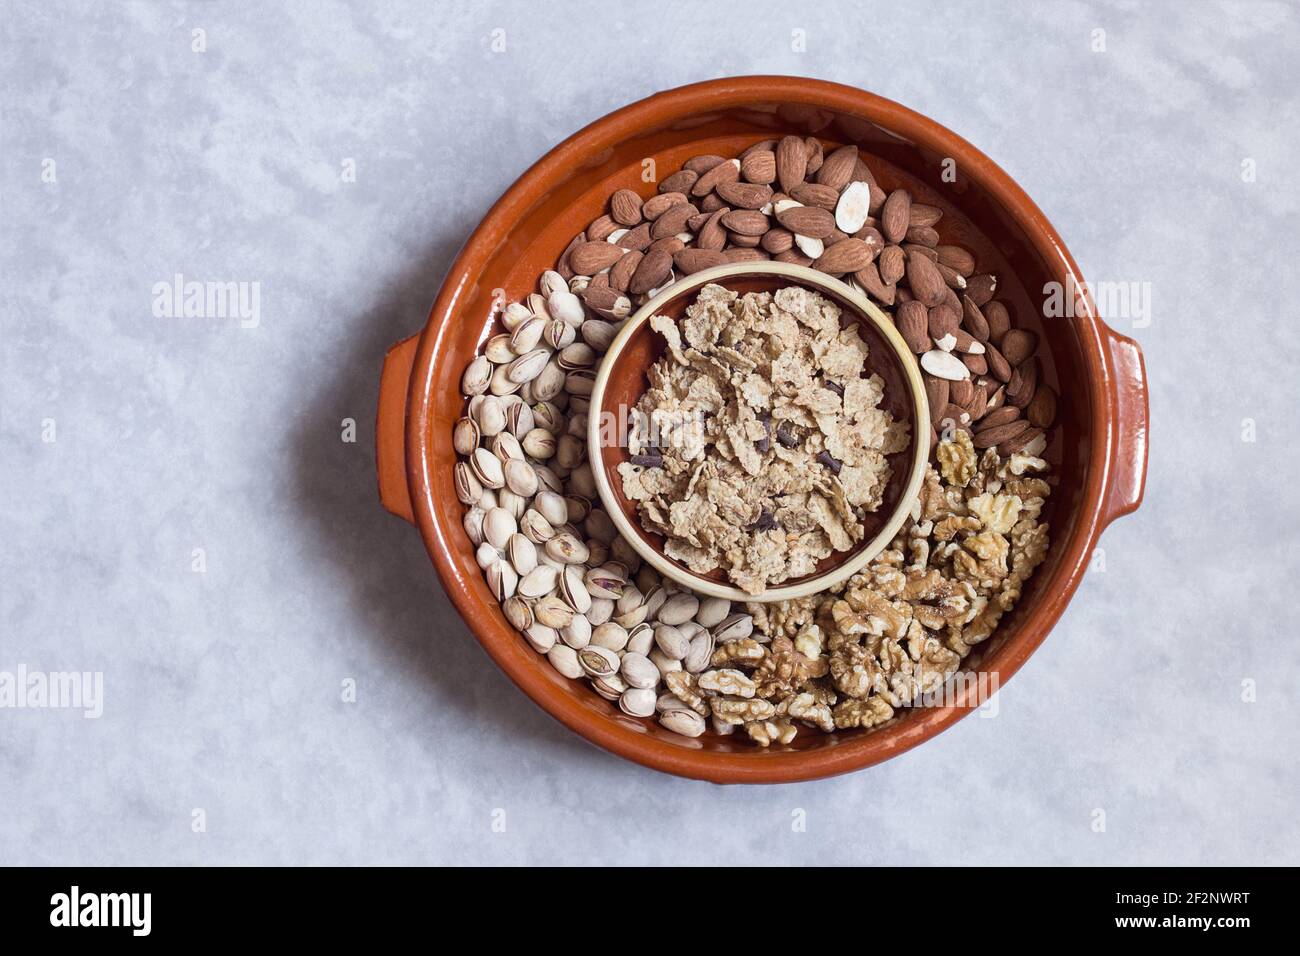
top-left (376, 334), bottom-right (419, 524)
top-left (1099, 325), bottom-right (1148, 528)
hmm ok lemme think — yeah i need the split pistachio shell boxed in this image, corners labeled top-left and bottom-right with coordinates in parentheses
top-left (547, 644), bottom-right (584, 679)
top-left (659, 710), bottom-right (706, 738)
top-left (577, 645), bottom-right (619, 678)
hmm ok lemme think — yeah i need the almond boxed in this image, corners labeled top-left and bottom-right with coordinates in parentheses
top-left (642, 192), bottom-right (687, 220)
top-left (683, 154), bottom-right (725, 174)
top-left (715, 181), bottom-right (774, 209)
top-left (803, 136), bottom-right (823, 175)
top-left (853, 158), bottom-right (877, 186)
top-left (815, 145), bottom-right (859, 191)
top-left (878, 245), bottom-right (905, 285)
top-left (812, 238), bottom-right (874, 274)
top-left (719, 209), bottom-right (771, 237)
top-left (691, 158), bottom-right (740, 197)
top-left (647, 236), bottom-right (685, 257)
top-left (979, 406), bottom-right (1021, 430)
top-left (618, 222), bottom-right (652, 252)
top-left (673, 248), bottom-right (728, 275)
top-left (609, 189), bottom-right (643, 227)
top-left (722, 247), bottom-right (768, 263)
top-left (774, 249), bottom-right (813, 267)
top-left (986, 343), bottom-right (1012, 383)
top-left (1000, 328), bottom-right (1039, 366)
top-left (1027, 385), bottom-right (1058, 428)
top-left (965, 273), bottom-right (997, 306)
top-left (928, 304), bottom-right (960, 341)
top-left (628, 247), bottom-right (673, 294)
top-left (657, 170), bottom-right (697, 195)
top-left (650, 202), bottom-right (699, 239)
top-left (953, 329), bottom-right (985, 354)
top-left (1008, 357), bottom-right (1039, 408)
top-left (775, 205), bottom-right (835, 239)
top-left (906, 251), bottom-right (946, 306)
top-left (905, 225), bottom-right (939, 247)
top-left (949, 379), bottom-right (975, 407)
top-left (881, 189), bottom-right (911, 243)
top-left (854, 225), bottom-right (885, 259)
top-left (853, 262), bottom-right (896, 306)
top-left (920, 349), bottom-right (971, 381)
top-left (897, 300), bottom-right (929, 354)
top-left (998, 427), bottom-right (1044, 457)
top-left (697, 208), bottom-right (730, 251)
top-left (925, 376), bottom-right (949, 423)
top-left (965, 385), bottom-right (988, 420)
top-left (700, 193), bottom-right (725, 213)
top-left (760, 227), bottom-right (793, 254)
top-left (569, 241), bottom-right (626, 275)
top-left (909, 203), bottom-right (943, 228)
top-left (789, 182), bottom-right (840, 210)
top-left (740, 149), bottom-right (776, 184)
top-left (775, 135), bottom-right (808, 192)
top-left (973, 419), bottom-right (1029, 449)
top-left (936, 244), bottom-right (975, 276)
top-left (961, 295), bottom-right (990, 341)
top-left (984, 300), bottom-right (1011, 341)
top-left (961, 352), bottom-right (988, 376)
top-left (608, 250), bottom-right (641, 292)
top-left (586, 214), bottom-right (619, 242)
top-left (557, 232), bottom-right (585, 280)
top-left (834, 180), bottom-right (873, 234)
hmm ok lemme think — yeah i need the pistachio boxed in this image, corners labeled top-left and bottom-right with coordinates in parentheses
top-left (547, 644), bottom-right (584, 679)
top-left (476, 541), bottom-right (502, 571)
top-left (656, 691), bottom-right (693, 714)
top-left (486, 562), bottom-right (517, 601)
top-left (474, 395), bottom-right (507, 437)
top-left (590, 622), bottom-right (629, 652)
top-left (683, 630), bottom-right (715, 673)
top-left (453, 417), bottom-right (481, 456)
top-left (507, 347), bottom-right (551, 384)
top-left (470, 447), bottom-right (504, 489)
top-left (534, 490), bottom-right (569, 527)
top-left (548, 289), bottom-right (585, 325)
top-left (564, 494), bottom-right (592, 523)
top-left (559, 565), bottom-right (591, 614)
top-left (586, 597), bottom-right (614, 626)
top-left (620, 652), bottom-right (659, 690)
top-left (659, 709), bottom-right (706, 738)
top-left (534, 595), bottom-right (575, 629)
top-left (491, 432), bottom-right (525, 462)
top-left (521, 428), bottom-right (557, 460)
top-left (654, 623), bottom-right (689, 660)
top-left (545, 531), bottom-right (590, 565)
top-left (509, 316), bottom-right (545, 353)
top-left (559, 614), bottom-right (592, 649)
top-left (501, 301), bottom-right (532, 331)
top-left (484, 334), bottom-right (516, 364)
top-left (539, 270), bottom-right (567, 298)
top-left (454, 462), bottom-right (482, 506)
top-left (518, 564), bottom-right (560, 600)
top-left (520, 509), bottom-right (556, 544)
top-left (461, 355), bottom-right (491, 396)
top-left (713, 613), bottom-right (755, 643)
top-left (577, 645), bottom-right (619, 678)
top-left (504, 459), bottom-right (539, 498)
top-left (555, 433), bottom-right (585, 470)
top-left (507, 401), bottom-right (535, 439)
top-left (591, 674), bottom-right (627, 700)
top-left (546, 318), bottom-right (576, 350)
top-left (619, 687), bottom-right (657, 718)
top-left (649, 649), bottom-right (683, 676)
top-left (488, 361), bottom-right (522, 396)
top-left (584, 565), bottom-right (627, 600)
top-left (496, 488), bottom-right (527, 520)
top-left (502, 597), bottom-right (534, 631)
top-left (626, 622), bottom-right (654, 656)
top-left (558, 342), bottom-right (596, 370)
top-left (462, 507), bottom-right (486, 547)
top-left (531, 401), bottom-right (562, 433)
top-left (695, 596), bottom-right (732, 629)
top-left (483, 508), bottom-right (517, 550)
top-left (532, 361), bottom-right (566, 402)
top-left (658, 593), bottom-right (700, 626)
top-left (507, 534), bottom-right (537, 576)
top-left (522, 624), bottom-right (557, 654)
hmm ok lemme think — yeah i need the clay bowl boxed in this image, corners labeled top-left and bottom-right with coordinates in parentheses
top-left (587, 262), bottom-right (930, 603)
top-left (375, 77), bottom-right (1149, 783)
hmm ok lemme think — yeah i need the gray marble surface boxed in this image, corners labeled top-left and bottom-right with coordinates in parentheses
top-left (2, 0), bottom-right (1297, 866)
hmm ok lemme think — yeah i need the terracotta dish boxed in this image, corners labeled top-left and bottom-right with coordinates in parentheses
top-left (375, 77), bottom-right (1149, 783)
top-left (587, 261), bottom-right (930, 603)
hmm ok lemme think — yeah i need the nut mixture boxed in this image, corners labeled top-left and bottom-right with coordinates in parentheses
top-left (452, 134), bottom-right (1058, 745)
top-left (618, 283), bottom-right (906, 594)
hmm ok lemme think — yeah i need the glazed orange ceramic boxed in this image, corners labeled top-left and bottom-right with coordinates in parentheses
top-left (375, 77), bottom-right (1149, 783)
top-left (587, 261), bottom-right (930, 603)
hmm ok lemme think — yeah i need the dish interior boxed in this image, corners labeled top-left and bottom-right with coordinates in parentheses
top-left (428, 101), bottom-right (1090, 754)
top-left (595, 272), bottom-right (922, 588)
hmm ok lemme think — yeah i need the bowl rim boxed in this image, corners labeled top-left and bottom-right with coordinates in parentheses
top-left (403, 76), bottom-right (1124, 783)
top-left (586, 261), bottom-right (931, 603)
